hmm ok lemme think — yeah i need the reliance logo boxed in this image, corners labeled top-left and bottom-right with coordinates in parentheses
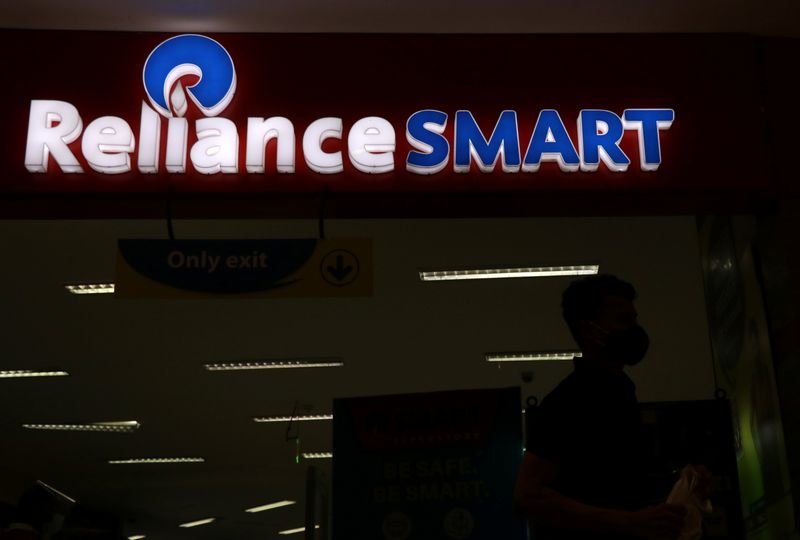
top-left (24, 34), bottom-right (674, 177)
top-left (142, 34), bottom-right (237, 119)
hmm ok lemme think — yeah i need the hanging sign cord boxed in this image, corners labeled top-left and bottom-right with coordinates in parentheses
top-left (318, 186), bottom-right (329, 240)
top-left (166, 185), bottom-right (176, 241)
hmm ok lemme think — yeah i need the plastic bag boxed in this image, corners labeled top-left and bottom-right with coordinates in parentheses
top-left (666, 465), bottom-right (713, 540)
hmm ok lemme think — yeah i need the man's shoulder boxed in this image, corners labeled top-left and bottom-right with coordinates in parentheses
top-left (540, 371), bottom-right (586, 405)
top-left (534, 372), bottom-right (588, 421)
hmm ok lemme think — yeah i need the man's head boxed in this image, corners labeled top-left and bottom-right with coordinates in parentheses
top-left (561, 274), bottom-right (648, 366)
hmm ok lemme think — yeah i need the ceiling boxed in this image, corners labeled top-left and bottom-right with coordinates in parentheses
top-left (0, 216), bottom-right (714, 539)
top-left (1, 0), bottom-right (799, 36)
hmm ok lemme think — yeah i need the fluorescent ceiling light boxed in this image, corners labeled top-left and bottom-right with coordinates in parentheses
top-left (205, 359), bottom-right (344, 371)
top-left (302, 452), bottom-right (332, 459)
top-left (108, 457), bottom-right (204, 465)
top-left (179, 518), bottom-right (215, 528)
top-left (244, 500), bottom-right (296, 513)
top-left (0, 370), bottom-right (69, 379)
top-left (485, 352), bottom-right (582, 362)
top-left (253, 414), bottom-right (333, 423)
top-left (64, 283), bottom-right (115, 295)
top-left (419, 265), bottom-right (599, 282)
top-left (22, 421), bottom-right (140, 433)
top-left (36, 480), bottom-right (76, 504)
top-left (279, 525), bottom-right (319, 535)
top-left (128, 536), bottom-right (146, 540)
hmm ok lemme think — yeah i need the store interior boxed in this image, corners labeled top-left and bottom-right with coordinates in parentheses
top-left (0, 216), bottom-right (716, 538)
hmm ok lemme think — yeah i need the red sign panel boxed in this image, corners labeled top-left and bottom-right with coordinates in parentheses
top-left (0, 31), bottom-right (768, 216)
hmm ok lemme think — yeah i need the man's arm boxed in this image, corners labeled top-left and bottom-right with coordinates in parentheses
top-left (513, 451), bottom-right (633, 534)
top-left (513, 451), bottom-right (686, 539)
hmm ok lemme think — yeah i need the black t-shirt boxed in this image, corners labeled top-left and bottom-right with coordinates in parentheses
top-left (526, 358), bottom-right (648, 540)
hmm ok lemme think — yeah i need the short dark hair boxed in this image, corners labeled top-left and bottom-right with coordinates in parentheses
top-left (561, 274), bottom-right (637, 342)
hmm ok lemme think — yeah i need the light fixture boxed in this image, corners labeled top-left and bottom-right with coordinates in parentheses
top-left (485, 352), bottom-right (582, 363)
top-left (419, 264), bottom-right (599, 282)
top-left (36, 481), bottom-right (76, 504)
top-left (108, 457), bottom-right (204, 465)
top-left (179, 518), bottom-right (215, 528)
top-left (244, 500), bottom-right (296, 513)
top-left (64, 283), bottom-right (115, 295)
top-left (205, 359), bottom-right (344, 371)
top-left (0, 370), bottom-right (69, 379)
top-left (22, 421), bottom-right (140, 433)
top-left (128, 536), bottom-right (146, 540)
top-left (279, 525), bottom-right (319, 535)
top-left (253, 414), bottom-right (333, 423)
top-left (302, 452), bottom-right (332, 460)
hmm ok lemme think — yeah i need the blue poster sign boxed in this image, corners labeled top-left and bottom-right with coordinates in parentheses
top-left (332, 387), bottom-right (526, 540)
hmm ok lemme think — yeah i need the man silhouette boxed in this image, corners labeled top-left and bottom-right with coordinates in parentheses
top-left (514, 275), bottom-right (686, 539)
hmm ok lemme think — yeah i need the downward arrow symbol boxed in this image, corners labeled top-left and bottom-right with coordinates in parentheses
top-left (327, 254), bottom-right (353, 281)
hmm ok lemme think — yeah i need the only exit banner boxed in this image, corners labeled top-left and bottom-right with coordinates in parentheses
top-left (115, 238), bottom-right (372, 298)
top-left (332, 387), bottom-right (526, 540)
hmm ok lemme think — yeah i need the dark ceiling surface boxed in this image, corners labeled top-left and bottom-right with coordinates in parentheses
top-left (1, 0), bottom-right (799, 36)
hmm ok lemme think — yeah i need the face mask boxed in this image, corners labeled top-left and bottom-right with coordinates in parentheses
top-left (593, 324), bottom-right (650, 366)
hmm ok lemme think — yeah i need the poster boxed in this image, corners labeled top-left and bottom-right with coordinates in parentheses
top-left (332, 387), bottom-right (526, 540)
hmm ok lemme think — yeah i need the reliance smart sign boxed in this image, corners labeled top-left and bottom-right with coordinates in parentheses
top-left (24, 34), bottom-right (673, 180)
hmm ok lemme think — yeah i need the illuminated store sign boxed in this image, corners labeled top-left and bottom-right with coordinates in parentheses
top-left (24, 34), bottom-right (674, 177)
